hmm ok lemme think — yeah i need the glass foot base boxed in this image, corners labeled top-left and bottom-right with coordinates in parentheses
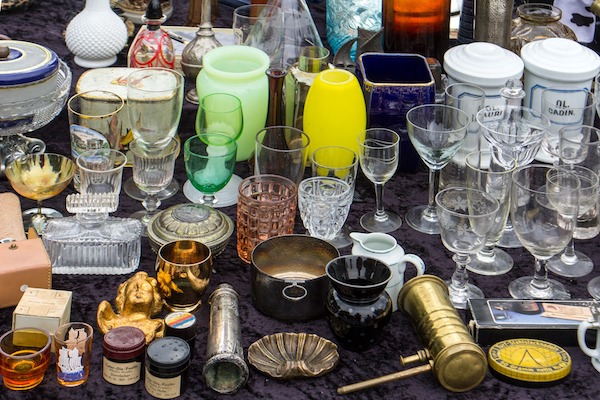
top-left (22, 207), bottom-right (63, 236)
top-left (405, 205), bottom-right (439, 235)
top-left (508, 276), bottom-right (571, 300)
top-left (183, 175), bottom-right (242, 208)
top-left (547, 250), bottom-right (594, 278)
top-left (467, 248), bottom-right (514, 276)
top-left (124, 177), bottom-right (179, 202)
top-left (446, 280), bottom-right (484, 310)
top-left (588, 276), bottom-right (600, 300)
top-left (497, 227), bottom-right (523, 249)
top-left (360, 210), bottom-right (402, 233)
top-left (129, 210), bottom-right (155, 238)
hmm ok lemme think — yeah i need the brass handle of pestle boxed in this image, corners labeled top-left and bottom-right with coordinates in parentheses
top-left (337, 362), bottom-right (433, 395)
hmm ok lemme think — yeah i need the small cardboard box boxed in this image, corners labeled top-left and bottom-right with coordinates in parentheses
top-left (12, 288), bottom-right (72, 340)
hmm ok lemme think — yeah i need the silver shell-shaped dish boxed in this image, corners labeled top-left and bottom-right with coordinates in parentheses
top-left (247, 332), bottom-right (339, 379)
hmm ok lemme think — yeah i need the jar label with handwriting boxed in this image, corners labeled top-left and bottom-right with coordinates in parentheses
top-left (103, 357), bottom-right (141, 385)
top-left (145, 369), bottom-right (181, 399)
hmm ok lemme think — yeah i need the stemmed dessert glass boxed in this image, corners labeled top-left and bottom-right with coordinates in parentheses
top-left (509, 164), bottom-right (580, 300)
top-left (548, 125), bottom-right (600, 279)
top-left (124, 68), bottom-right (185, 202)
top-left (406, 104), bottom-right (469, 235)
top-left (311, 145), bottom-right (359, 248)
top-left (129, 138), bottom-right (180, 236)
top-left (476, 105), bottom-right (550, 248)
top-left (435, 187), bottom-right (499, 309)
top-left (357, 128), bottom-right (402, 233)
top-left (5, 153), bottom-right (76, 235)
top-left (184, 134), bottom-right (238, 207)
top-left (297, 176), bottom-right (352, 242)
top-left (183, 93), bottom-right (244, 207)
top-left (465, 150), bottom-right (516, 276)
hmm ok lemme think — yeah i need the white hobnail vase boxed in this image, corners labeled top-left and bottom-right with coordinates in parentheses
top-left (65, 0), bottom-right (128, 68)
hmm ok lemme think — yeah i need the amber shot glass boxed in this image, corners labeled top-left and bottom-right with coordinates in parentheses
top-left (53, 322), bottom-right (94, 387)
top-left (0, 327), bottom-right (52, 390)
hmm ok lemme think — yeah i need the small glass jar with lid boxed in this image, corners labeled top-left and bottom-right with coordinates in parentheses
top-left (102, 326), bottom-right (147, 386)
top-left (510, 3), bottom-right (578, 55)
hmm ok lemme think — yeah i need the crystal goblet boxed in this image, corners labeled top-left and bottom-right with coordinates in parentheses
top-left (184, 134), bottom-right (238, 207)
top-left (183, 93), bottom-right (244, 207)
top-left (124, 67), bottom-right (185, 202)
top-left (509, 164), bottom-right (580, 300)
top-left (477, 105), bottom-right (550, 248)
top-left (5, 153), bottom-right (76, 235)
top-left (406, 104), bottom-right (469, 235)
top-left (436, 187), bottom-right (499, 309)
top-left (298, 176), bottom-right (352, 242)
top-left (465, 150), bottom-right (516, 276)
top-left (129, 138), bottom-right (180, 236)
top-left (548, 125), bottom-right (600, 279)
top-left (310, 145), bottom-right (358, 248)
top-left (357, 128), bottom-right (402, 233)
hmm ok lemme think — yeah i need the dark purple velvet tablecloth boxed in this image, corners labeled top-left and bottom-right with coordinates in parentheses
top-left (1, 1), bottom-right (600, 399)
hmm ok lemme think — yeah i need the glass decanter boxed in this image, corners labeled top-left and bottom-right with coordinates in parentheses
top-left (43, 193), bottom-right (142, 275)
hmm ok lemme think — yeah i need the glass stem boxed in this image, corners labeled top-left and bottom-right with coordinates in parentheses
top-left (476, 243), bottom-right (496, 263)
top-left (37, 199), bottom-right (43, 216)
top-left (142, 194), bottom-right (161, 225)
top-left (560, 237), bottom-right (578, 265)
top-left (373, 183), bottom-right (389, 222)
top-left (530, 258), bottom-right (550, 291)
top-left (451, 253), bottom-right (471, 291)
top-left (423, 168), bottom-right (439, 221)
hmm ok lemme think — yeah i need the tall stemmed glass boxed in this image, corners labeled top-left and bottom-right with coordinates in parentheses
top-left (435, 187), bottom-right (499, 309)
top-left (184, 134), bottom-right (238, 207)
top-left (129, 138), bottom-right (180, 236)
top-left (183, 93), bottom-right (244, 207)
top-left (5, 154), bottom-right (76, 235)
top-left (465, 150), bottom-right (516, 276)
top-left (405, 104), bottom-right (469, 235)
top-left (124, 68), bottom-right (185, 201)
top-left (548, 125), bottom-right (600, 279)
top-left (357, 128), bottom-right (402, 233)
top-left (311, 145), bottom-right (358, 248)
top-left (509, 164), bottom-right (580, 300)
top-left (477, 105), bottom-right (550, 248)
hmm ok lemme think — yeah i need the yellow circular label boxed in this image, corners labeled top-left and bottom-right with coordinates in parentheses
top-left (488, 339), bottom-right (571, 383)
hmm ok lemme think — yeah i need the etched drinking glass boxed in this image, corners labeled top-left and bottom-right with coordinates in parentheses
top-left (436, 187), bottom-right (499, 309)
top-left (298, 176), bottom-right (352, 242)
top-left (357, 128), bottom-right (402, 233)
top-left (509, 164), bottom-right (580, 300)
top-left (406, 104), bottom-right (469, 235)
top-left (129, 137), bottom-right (180, 236)
top-left (465, 150), bottom-right (516, 276)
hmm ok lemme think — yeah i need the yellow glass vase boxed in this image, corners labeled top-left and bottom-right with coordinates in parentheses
top-left (303, 69), bottom-right (366, 156)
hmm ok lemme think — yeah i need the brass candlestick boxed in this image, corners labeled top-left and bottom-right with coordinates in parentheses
top-left (338, 275), bottom-right (487, 395)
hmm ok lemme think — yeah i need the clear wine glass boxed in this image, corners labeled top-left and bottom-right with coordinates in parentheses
top-left (5, 154), bottom-right (76, 235)
top-left (184, 134), bottom-right (238, 207)
top-left (297, 176), bottom-right (352, 242)
top-left (129, 138), bottom-right (180, 236)
top-left (548, 125), bottom-right (600, 279)
top-left (435, 187), bottom-right (499, 309)
top-left (183, 93), bottom-right (244, 208)
top-left (476, 105), bottom-right (550, 249)
top-left (509, 164), bottom-right (580, 300)
top-left (405, 104), bottom-right (469, 235)
top-left (233, 4), bottom-right (285, 67)
top-left (357, 128), bottom-right (402, 233)
top-left (465, 150), bottom-right (516, 276)
top-left (310, 145), bottom-right (358, 248)
top-left (123, 67), bottom-right (185, 202)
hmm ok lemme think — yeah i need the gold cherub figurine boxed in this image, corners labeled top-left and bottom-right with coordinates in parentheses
top-left (97, 271), bottom-right (165, 343)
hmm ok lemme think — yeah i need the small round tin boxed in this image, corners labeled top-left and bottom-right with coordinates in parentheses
top-left (147, 203), bottom-right (234, 256)
top-left (145, 337), bottom-right (191, 399)
top-left (102, 326), bottom-right (146, 386)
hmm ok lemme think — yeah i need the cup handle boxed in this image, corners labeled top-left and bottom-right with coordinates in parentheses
top-left (282, 281), bottom-right (308, 301)
top-left (578, 319), bottom-right (600, 358)
top-left (400, 254), bottom-right (426, 276)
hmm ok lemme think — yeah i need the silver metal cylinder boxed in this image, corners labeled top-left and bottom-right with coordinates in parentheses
top-left (202, 283), bottom-right (249, 394)
top-left (475, 0), bottom-right (515, 49)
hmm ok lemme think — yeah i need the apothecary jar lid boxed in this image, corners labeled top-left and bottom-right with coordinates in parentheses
top-left (147, 203), bottom-right (234, 256)
top-left (443, 42), bottom-right (524, 87)
top-left (0, 40), bottom-right (59, 86)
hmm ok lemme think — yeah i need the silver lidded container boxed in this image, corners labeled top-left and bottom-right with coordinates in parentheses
top-left (202, 283), bottom-right (249, 394)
